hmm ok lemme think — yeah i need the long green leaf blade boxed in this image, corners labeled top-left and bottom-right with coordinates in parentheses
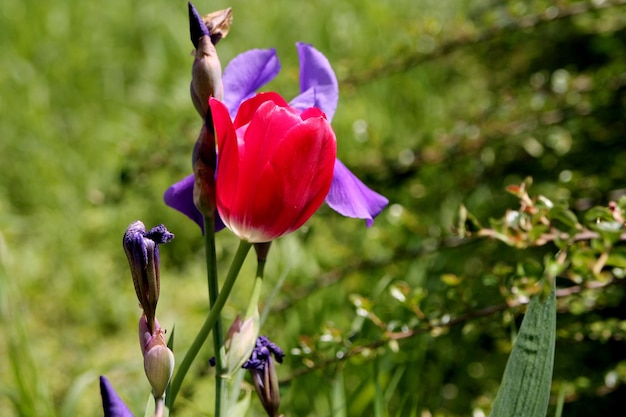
top-left (490, 278), bottom-right (556, 417)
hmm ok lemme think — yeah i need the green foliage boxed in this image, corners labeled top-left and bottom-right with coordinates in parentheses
top-left (2, 0), bottom-right (626, 416)
top-left (490, 269), bottom-right (557, 417)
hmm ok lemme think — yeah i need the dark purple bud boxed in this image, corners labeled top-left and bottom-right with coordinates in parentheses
top-left (243, 336), bottom-right (284, 417)
top-left (123, 221), bottom-right (174, 333)
top-left (243, 336), bottom-right (284, 371)
top-left (100, 376), bottom-right (134, 417)
top-left (188, 2), bottom-right (209, 49)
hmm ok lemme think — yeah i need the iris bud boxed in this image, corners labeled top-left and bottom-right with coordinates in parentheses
top-left (139, 315), bottom-right (174, 399)
top-left (188, 2), bottom-right (232, 118)
top-left (123, 221), bottom-right (174, 333)
top-left (243, 336), bottom-right (285, 417)
top-left (192, 124), bottom-right (217, 218)
top-left (144, 335), bottom-right (174, 399)
top-left (224, 312), bottom-right (260, 376)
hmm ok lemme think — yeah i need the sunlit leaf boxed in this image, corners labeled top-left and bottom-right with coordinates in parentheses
top-left (489, 277), bottom-right (556, 417)
top-left (584, 206), bottom-right (614, 223)
top-left (548, 206), bottom-right (581, 232)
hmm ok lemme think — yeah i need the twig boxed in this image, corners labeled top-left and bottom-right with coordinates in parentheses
top-left (281, 277), bottom-right (616, 382)
top-left (341, 0), bottom-right (626, 88)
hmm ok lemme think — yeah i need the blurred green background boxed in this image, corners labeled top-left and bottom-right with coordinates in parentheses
top-left (2, 0), bottom-right (626, 416)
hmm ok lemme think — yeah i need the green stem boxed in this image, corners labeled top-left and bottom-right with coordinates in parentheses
top-left (153, 397), bottom-right (165, 417)
top-left (228, 249), bottom-right (267, 408)
top-left (167, 240), bottom-right (252, 409)
top-left (203, 215), bottom-right (226, 417)
top-left (245, 258), bottom-right (266, 319)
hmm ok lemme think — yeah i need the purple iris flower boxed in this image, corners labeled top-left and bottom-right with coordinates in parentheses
top-left (100, 376), bottom-right (134, 417)
top-left (164, 43), bottom-right (388, 230)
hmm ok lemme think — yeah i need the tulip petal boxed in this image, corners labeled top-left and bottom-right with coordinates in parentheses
top-left (210, 97), bottom-right (242, 229)
top-left (232, 92), bottom-right (290, 130)
top-left (163, 175), bottom-right (225, 232)
top-left (214, 97), bottom-right (336, 242)
top-left (222, 49), bottom-right (281, 119)
top-left (100, 376), bottom-right (134, 417)
top-left (289, 42), bottom-right (339, 121)
top-left (325, 159), bottom-right (389, 227)
top-left (258, 113), bottom-right (336, 236)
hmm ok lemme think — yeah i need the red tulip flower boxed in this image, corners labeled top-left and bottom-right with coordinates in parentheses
top-left (209, 92), bottom-right (336, 243)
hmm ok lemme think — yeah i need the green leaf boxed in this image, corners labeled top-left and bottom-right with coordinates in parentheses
top-left (331, 371), bottom-right (347, 417)
top-left (606, 248), bottom-right (626, 269)
top-left (547, 206), bottom-right (580, 232)
top-left (489, 277), bottom-right (556, 417)
top-left (590, 220), bottom-right (624, 246)
top-left (584, 206), bottom-right (613, 223)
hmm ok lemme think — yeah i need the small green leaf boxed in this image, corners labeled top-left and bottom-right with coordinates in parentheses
top-left (548, 206), bottom-right (580, 232)
top-left (584, 206), bottom-right (613, 223)
top-left (441, 273), bottom-right (462, 286)
top-left (457, 205), bottom-right (482, 236)
top-left (606, 249), bottom-right (626, 269)
top-left (489, 277), bottom-right (556, 417)
top-left (590, 221), bottom-right (624, 246)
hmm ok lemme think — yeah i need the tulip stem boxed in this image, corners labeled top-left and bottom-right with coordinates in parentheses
top-left (203, 215), bottom-right (227, 417)
top-left (167, 239), bottom-right (252, 410)
top-left (245, 256), bottom-right (266, 319)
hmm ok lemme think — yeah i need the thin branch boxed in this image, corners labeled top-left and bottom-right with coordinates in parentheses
top-left (341, 0), bottom-right (626, 88)
top-left (281, 277), bottom-right (616, 383)
top-left (478, 227), bottom-right (626, 247)
top-left (271, 235), bottom-right (471, 312)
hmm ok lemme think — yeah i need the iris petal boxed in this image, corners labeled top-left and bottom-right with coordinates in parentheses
top-left (289, 42), bottom-right (339, 121)
top-left (222, 49), bottom-right (280, 118)
top-left (325, 159), bottom-right (389, 227)
top-left (163, 175), bottom-right (225, 232)
top-left (163, 175), bottom-right (202, 227)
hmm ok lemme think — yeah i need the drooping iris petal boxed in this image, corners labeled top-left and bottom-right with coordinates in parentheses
top-left (211, 95), bottom-right (336, 242)
top-left (100, 376), bottom-right (134, 417)
top-left (287, 43), bottom-right (387, 225)
top-left (289, 42), bottom-right (339, 121)
top-left (326, 159), bottom-right (389, 227)
top-left (222, 49), bottom-right (280, 119)
top-left (163, 176), bottom-right (225, 232)
top-left (164, 175), bottom-right (203, 227)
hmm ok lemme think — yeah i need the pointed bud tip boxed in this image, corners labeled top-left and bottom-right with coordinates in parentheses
top-left (188, 2), bottom-right (209, 49)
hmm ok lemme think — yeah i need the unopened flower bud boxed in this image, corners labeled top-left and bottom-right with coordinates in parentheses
top-left (141, 318), bottom-right (174, 399)
top-left (188, 2), bottom-right (232, 118)
top-left (192, 124), bottom-right (217, 217)
top-left (123, 221), bottom-right (174, 333)
top-left (243, 336), bottom-right (284, 417)
top-left (224, 312), bottom-right (260, 376)
top-left (99, 376), bottom-right (134, 417)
